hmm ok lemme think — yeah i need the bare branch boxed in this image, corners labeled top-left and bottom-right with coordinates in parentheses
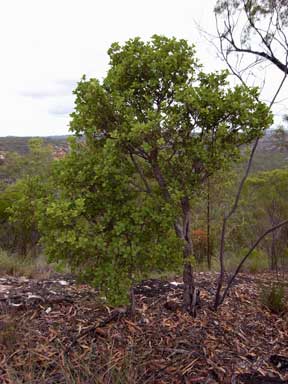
top-left (213, 5), bottom-right (288, 308)
top-left (228, 44), bottom-right (287, 73)
top-left (219, 218), bottom-right (288, 306)
top-left (243, 2), bottom-right (275, 58)
top-left (214, 68), bottom-right (288, 308)
top-left (214, 135), bottom-right (260, 308)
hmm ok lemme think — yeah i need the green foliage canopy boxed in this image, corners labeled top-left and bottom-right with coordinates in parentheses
top-left (0, 139), bottom-right (53, 255)
top-left (39, 35), bottom-right (272, 304)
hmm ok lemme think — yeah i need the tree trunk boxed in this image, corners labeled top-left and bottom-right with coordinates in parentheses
top-left (271, 231), bottom-right (277, 271)
top-left (207, 178), bottom-right (211, 270)
top-left (150, 159), bottom-right (196, 314)
top-left (214, 217), bottom-right (226, 310)
top-left (129, 286), bottom-right (136, 317)
top-left (268, 208), bottom-right (279, 272)
top-left (181, 196), bottom-right (197, 316)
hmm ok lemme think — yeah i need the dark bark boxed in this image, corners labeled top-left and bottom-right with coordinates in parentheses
top-left (214, 138), bottom-right (261, 310)
top-left (181, 196), bottom-right (197, 316)
top-left (129, 153), bottom-right (152, 194)
top-left (129, 286), bottom-right (136, 316)
top-left (214, 220), bottom-right (226, 309)
top-left (151, 162), bottom-right (171, 202)
top-left (151, 158), bottom-right (196, 314)
top-left (217, 219), bottom-right (288, 307)
top-left (207, 177), bottom-right (211, 270)
top-left (215, 3), bottom-right (288, 76)
top-left (229, 46), bottom-right (288, 74)
top-left (271, 230), bottom-right (278, 271)
top-left (212, 4), bottom-right (288, 311)
top-left (268, 202), bottom-right (279, 272)
top-left (183, 262), bottom-right (194, 312)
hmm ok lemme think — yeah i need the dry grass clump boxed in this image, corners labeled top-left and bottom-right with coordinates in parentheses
top-left (0, 250), bottom-right (53, 279)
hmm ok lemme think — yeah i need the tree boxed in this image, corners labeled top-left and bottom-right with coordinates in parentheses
top-left (38, 138), bottom-right (182, 306)
top-left (191, 160), bottom-right (245, 270)
top-left (214, 0), bottom-right (288, 81)
top-left (41, 35), bottom-right (272, 312)
top-left (211, 0), bottom-right (288, 309)
top-left (270, 125), bottom-right (288, 152)
top-left (243, 169), bottom-right (288, 270)
top-left (0, 139), bottom-right (53, 256)
top-left (6, 176), bottom-right (48, 256)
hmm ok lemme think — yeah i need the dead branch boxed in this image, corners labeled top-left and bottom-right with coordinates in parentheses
top-left (65, 308), bottom-right (127, 353)
top-left (219, 218), bottom-right (288, 307)
top-left (212, 3), bottom-right (288, 309)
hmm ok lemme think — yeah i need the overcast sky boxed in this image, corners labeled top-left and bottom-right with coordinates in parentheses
top-left (0, 0), bottom-right (287, 137)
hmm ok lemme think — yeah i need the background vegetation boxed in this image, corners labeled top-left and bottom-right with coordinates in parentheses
top-left (0, 36), bottom-right (287, 310)
top-left (0, 127), bottom-right (287, 300)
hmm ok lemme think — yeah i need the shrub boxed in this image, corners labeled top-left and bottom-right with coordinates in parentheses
top-left (0, 249), bottom-right (52, 278)
top-left (194, 257), bottom-right (220, 272)
top-left (260, 283), bottom-right (286, 314)
top-left (226, 248), bottom-right (269, 273)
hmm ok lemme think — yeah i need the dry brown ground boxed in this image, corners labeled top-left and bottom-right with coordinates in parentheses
top-left (0, 272), bottom-right (287, 384)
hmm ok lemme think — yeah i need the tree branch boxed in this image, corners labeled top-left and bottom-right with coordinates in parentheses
top-left (213, 7), bottom-right (288, 308)
top-left (219, 219), bottom-right (288, 306)
top-left (129, 153), bottom-right (152, 194)
top-left (229, 45), bottom-right (288, 73)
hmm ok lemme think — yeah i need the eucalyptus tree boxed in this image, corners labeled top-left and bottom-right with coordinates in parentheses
top-left (211, 0), bottom-right (288, 309)
top-left (214, 0), bottom-right (288, 81)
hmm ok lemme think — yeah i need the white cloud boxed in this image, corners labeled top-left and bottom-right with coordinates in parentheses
top-left (0, 0), bottom-right (286, 136)
top-left (48, 100), bottom-right (74, 116)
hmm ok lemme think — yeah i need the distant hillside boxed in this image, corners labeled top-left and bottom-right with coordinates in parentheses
top-left (252, 129), bottom-right (288, 172)
top-left (0, 130), bottom-right (287, 171)
top-left (0, 136), bottom-right (70, 155)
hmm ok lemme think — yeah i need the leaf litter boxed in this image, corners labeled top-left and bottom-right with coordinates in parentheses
top-left (0, 272), bottom-right (287, 383)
